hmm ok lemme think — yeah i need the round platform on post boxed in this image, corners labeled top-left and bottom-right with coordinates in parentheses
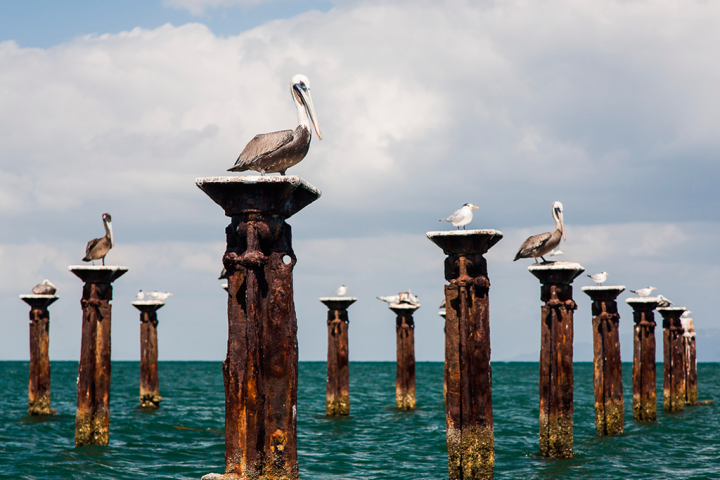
top-left (581, 285), bottom-right (626, 299)
top-left (319, 297), bottom-right (358, 310)
top-left (625, 296), bottom-right (662, 309)
top-left (426, 229), bottom-right (503, 255)
top-left (20, 294), bottom-right (60, 309)
top-left (131, 300), bottom-right (165, 313)
top-left (68, 265), bottom-right (128, 283)
top-left (529, 261), bottom-right (585, 285)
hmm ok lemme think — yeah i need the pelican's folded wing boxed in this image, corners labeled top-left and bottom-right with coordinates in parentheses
top-left (231, 129), bottom-right (294, 170)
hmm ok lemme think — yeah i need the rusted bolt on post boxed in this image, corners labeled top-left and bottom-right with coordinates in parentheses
top-left (20, 294), bottom-right (59, 416)
top-left (197, 175), bottom-right (321, 480)
top-left (581, 286), bottom-right (625, 436)
top-left (319, 296), bottom-right (357, 416)
top-left (428, 229), bottom-right (503, 480)
top-left (681, 316), bottom-right (698, 405)
top-left (69, 265), bottom-right (128, 447)
top-left (529, 261), bottom-right (584, 459)
top-left (658, 307), bottom-right (687, 412)
top-left (389, 302), bottom-right (419, 411)
top-left (438, 307), bottom-right (447, 403)
top-left (625, 296), bottom-right (661, 421)
top-left (132, 300), bottom-right (165, 409)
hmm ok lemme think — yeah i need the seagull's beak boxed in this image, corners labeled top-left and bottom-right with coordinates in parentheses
top-left (471, 205), bottom-right (479, 209)
top-left (296, 85), bottom-right (323, 140)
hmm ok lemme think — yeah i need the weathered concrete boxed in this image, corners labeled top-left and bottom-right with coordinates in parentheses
top-left (197, 175), bottom-right (320, 480)
top-left (132, 300), bottom-right (165, 409)
top-left (626, 296), bottom-right (660, 421)
top-left (529, 262), bottom-right (584, 459)
top-left (658, 307), bottom-right (687, 412)
top-left (69, 265), bottom-right (128, 447)
top-left (428, 229), bottom-right (503, 480)
top-left (20, 294), bottom-right (59, 416)
top-left (390, 303), bottom-right (419, 411)
top-left (581, 286), bottom-right (625, 436)
top-left (320, 296), bottom-right (357, 416)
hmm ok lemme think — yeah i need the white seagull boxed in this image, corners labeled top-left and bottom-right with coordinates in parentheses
top-left (656, 295), bottom-right (674, 308)
top-left (335, 285), bottom-right (347, 296)
top-left (147, 291), bottom-right (173, 301)
top-left (587, 272), bottom-right (609, 285)
top-left (630, 287), bottom-right (657, 297)
top-left (681, 310), bottom-right (692, 318)
top-left (136, 290), bottom-right (144, 300)
top-left (440, 203), bottom-right (478, 230)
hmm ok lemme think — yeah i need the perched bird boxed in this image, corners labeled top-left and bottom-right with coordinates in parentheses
top-left (335, 285), bottom-right (347, 296)
top-left (587, 272), bottom-right (609, 285)
top-left (136, 290), bottom-right (145, 300)
top-left (514, 201), bottom-right (566, 264)
top-left (630, 287), bottom-right (657, 297)
top-left (219, 267), bottom-right (228, 280)
top-left (147, 291), bottom-right (173, 301)
top-left (228, 74), bottom-right (322, 175)
top-left (83, 213), bottom-right (114, 266)
top-left (548, 248), bottom-right (565, 257)
top-left (377, 294), bottom-right (400, 304)
top-left (440, 203), bottom-right (479, 230)
top-left (377, 291), bottom-right (420, 306)
top-left (681, 310), bottom-right (692, 318)
top-left (32, 279), bottom-right (57, 295)
top-left (656, 295), bottom-right (674, 308)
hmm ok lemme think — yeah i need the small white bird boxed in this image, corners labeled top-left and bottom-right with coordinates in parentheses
top-left (335, 285), bottom-right (347, 296)
top-left (548, 248), bottom-right (565, 257)
top-left (630, 287), bottom-right (657, 297)
top-left (136, 290), bottom-right (144, 300)
top-left (377, 291), bottom-right (420, 307)
top-left (32, 279), bottom-right (57, 295)
top-left (656, 295), bottom-right (674, 308)
top-left (681, 310), bottom-right (692, 318)
top-left (147, 291), bottom-right (173, 301)
top-left (440, 203), bottom-right (479, 230)
top-left (587, 272), bottom-right (609, 285)
top-left (377, 295), bottom-right (400, 304)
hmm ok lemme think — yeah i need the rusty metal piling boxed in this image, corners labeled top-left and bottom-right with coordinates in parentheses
top-left (428, 229), bottom-right (503, 480)
top-left (682, 317), bottom-right (698, 405)
top-left (658, 307), bottom-right (687, 412)
top-left (581, 286), bottom-right (625, 436)
top-left (197, 175), bottom-right (321, 480)
top-left (132, 300), bottom-right (165, 409)
top-left (69, 265), bottom-right (128, 447)
top-left (390, 303), bottom-right (419, 411)
top-left (20, 294), bottom-right (59, 416)
top-left (529, 262), bottom-right (584, 459)
top-left (320, 296), bottom-right (356, 416)
top-left (625, 296), bottom-right (661, 421)
top-left (439, 308), bottom-right (447, 403)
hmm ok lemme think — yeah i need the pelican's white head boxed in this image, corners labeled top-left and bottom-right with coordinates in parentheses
top-left (552, 201), bottom-right (565, 241)
top-left (291, 74), bottom-right (322, 140)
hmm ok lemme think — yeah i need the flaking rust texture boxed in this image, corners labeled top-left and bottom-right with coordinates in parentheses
top-left (583, 287), bottom-right (624, 436)
top-left (444, 252), bottom-right (494, 479)
top-left (684, 335), bottom-right (698, 405)
top-left (136, 305), bottom-right (163, 408)
top-left (215, 213), bottom-right (299, 480)
top-left (76, 282), bottom-right (113, 447)
top-left (627, 297), bottom-right (660, 422)
top-left (391, 306), bottom-right (417, 411)
top-left (324, 302), bottom-right (351, 416)
top-left (659, 308), bottom-right (686, 412)
top-left (23, 296), bottom-right (58, 416)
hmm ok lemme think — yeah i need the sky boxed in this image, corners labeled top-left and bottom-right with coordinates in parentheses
top-left (1, 0), bottom-right (719, 362)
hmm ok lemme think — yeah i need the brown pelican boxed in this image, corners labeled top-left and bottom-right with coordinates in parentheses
top-left (630, 287), bottom-right (657, 297)
top-left (228, 74), bottom-right (322, 175)
top-left (83, 213), bottom-right (113, 266)
top-left (31, 279), bottom-right (57, 295)
top-left (440, 203), bottom-right (479, 230)
top-left (587, 272), bottom-right (609, 285)
top-left (514, 201), bottom-right (565, 263)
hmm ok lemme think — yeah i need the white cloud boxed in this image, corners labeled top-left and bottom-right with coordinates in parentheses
top-left (163, 0), bottom-right (272, 16)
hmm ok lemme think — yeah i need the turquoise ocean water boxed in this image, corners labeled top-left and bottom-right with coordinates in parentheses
top-left (0, 361), bottom-right (718, 479)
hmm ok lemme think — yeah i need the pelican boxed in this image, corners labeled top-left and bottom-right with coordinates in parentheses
top-left (587, 272), bottom-right (609, 285)
top-left (228, 74), bottom-right (322, 175)
top-left (32, 279), bottom-right (57, 295)
top-left (83, 213), bottom-right (113, 266)
top-left (136, 290), bottom-right (145, 300)
top-left (147, 291), bottom-right (173, 301)
top-left (514, 201), bottom-right (565, 264)
top-left (335, 285), bottom-right (347, 296)
top-left (630, 287), bottom-right (656, 297)
top-left (656, 295), bottom-right (674, 308)
top-left (440, 203), bottom-right (478, 230)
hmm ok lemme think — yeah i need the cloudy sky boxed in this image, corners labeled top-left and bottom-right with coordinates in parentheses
top-left (1, 0), bottom-right (719, 363)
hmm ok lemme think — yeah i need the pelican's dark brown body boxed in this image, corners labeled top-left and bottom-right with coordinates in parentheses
top-left (228, 126), bottom-right (311, 175)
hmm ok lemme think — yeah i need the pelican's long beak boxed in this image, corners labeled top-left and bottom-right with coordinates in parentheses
top-left (297, 86), bottom-right (323, 140)
top-left (559, 212), bottom-right (566, 241)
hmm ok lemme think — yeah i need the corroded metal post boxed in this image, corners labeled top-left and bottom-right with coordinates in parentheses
top-left (581, 286), bottom-right (625, 436)
top-left (69, 265), bottom-right (128, 447)
top-left (625, 296), bottom-right (660, 421)
top-left (659, 306), bottom-right (687, 412)
top-left (197, 175), bottom-right (320, 480)
top-left (682, 317), bottom-right (698, 405)
top-left (428, 229), bottom-right (503, 480)
top-left (320, 296), bottom-right (356, 416)
top-left (20, 294), bottom-right (59, 416)
top-left (390, 303), bottom-right (419, 411)
top-left (439, 308), bottom-right (447, 403)
top-left (529, 262), bottom-right (584, 459)
top-left (132, 300), bottom-right (165, 409)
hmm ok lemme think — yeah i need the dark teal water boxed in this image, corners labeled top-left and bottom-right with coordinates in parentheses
top-left (0, 361), bottom-right (718, 479)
